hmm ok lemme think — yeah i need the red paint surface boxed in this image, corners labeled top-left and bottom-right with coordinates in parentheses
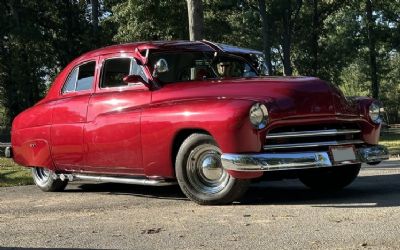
top-left (11, 41), bottom-right (381, 179)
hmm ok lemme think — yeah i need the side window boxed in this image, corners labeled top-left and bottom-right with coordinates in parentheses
top-left (62, 68), bottom-right (78, 93)
top-left (101, 58), bottom-right (131, 88)
top-left (61, 61), bottom-right (96, 94)
top-left (76, 62), bottom-right (96, 91)
top-left (131, 59), bottom-right (148, 83)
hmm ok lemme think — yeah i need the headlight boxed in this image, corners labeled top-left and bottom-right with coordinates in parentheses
top-left (369, 102), bottom-right (382, 124)
top-left (249, 103), bottom-right (269, 129)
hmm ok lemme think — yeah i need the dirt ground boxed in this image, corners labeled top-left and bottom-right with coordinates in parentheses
top-left (1, 160), bottom-right (400, 249)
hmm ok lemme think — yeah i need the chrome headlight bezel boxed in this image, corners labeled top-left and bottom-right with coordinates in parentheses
top-left (249, 103), bottom-right (269, 129)
top-left (368, 102), bottom-right (382, 124)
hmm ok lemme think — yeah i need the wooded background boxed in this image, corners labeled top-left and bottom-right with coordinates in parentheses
top-left (0, 0), bottom-right (399, 130)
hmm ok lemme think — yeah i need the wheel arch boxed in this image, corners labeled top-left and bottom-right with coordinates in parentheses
top-left (171, 128), bottom-right (212, 176)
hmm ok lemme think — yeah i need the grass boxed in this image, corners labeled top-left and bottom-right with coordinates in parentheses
top-left (0, 157), bottom-right (33, 187)
top-left (380, 131), bottom-right (400, 157)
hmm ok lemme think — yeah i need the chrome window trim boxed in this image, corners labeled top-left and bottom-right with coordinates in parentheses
top-left (99, 56), bottom-right (147, 89)
top-left (99, 56), bottom-right (132, 89)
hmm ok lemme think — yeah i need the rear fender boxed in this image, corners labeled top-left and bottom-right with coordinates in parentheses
top-left (12, 127), bottom-right (54, 170)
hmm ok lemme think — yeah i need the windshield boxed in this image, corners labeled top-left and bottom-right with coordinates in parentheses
top-left (148, 51), bottom-right (258, 84)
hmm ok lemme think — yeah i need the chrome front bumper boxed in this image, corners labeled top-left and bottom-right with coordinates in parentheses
top-left (221, 145), bottom-right (389, 172)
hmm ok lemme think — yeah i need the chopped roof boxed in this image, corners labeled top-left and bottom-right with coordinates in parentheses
top-left (78, 40), bottom-right (263, 60)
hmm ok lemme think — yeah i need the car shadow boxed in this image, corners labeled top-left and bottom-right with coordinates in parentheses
top-left (62, 172), bottom-right (400, 208)
top-left (0, 248), bottom-right (95, 250)
top-left (240, 173), bottom-right (400, 208)
top-left (65, 182), bottom-right (188, 201)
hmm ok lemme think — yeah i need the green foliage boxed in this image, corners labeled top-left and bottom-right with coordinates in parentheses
top-left (0, 1), bottom-right (54, 124)
top-left (0, 0), bottom-right (399, 125)
top-left (293, 2), bottom-right (362, 83)
top-left (109, 0), bottom-right (189, 42)
top-left (0, 0), bottom-right (111, 125)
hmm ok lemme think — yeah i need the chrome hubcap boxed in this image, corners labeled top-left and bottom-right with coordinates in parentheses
top-left (201, 155), bottom-right (223, 180)
top-left (187, 144), bottom-right (229, 194)
top-left (33, 167), bottom-right (51, 185)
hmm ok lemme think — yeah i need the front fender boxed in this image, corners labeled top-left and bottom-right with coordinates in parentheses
top-left (140, 98), bottom-right (261, 177)
top-left (349, 97), bottom-right (381, 144)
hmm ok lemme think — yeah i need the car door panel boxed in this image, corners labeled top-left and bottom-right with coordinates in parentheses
top-left (85, 87), bottom-right (150, 174)
top-left (50, 60), bottom-right (97, 171)
top-left (83, 55), bottom-right (151, 174)
top-left (51, 94), bottom-right (91, 170)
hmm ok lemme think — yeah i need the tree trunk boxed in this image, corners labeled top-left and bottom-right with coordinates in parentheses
top-left (365, 0), bottom-right (379, 99)
top-left (311, 0), bottom-right (319, 75)
top-left (91, 0), bottom-right (99, 33)
top-left (186, 0), bottom-right (204, 41)
top-left (258, 0), bottom-right (273, 75)
top-left (282, 0), bottom-right (292, 76)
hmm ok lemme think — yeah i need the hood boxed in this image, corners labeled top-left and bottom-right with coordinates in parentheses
top-left (151, 77), bottom-right (358, 120)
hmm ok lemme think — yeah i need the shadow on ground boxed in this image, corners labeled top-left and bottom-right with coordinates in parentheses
top-left (241, 173), bottom-right (400, 208)
top-left (64, 171), bottom-right (400, 208)
top-left (66, 182), bottom-right (187, 201)
top-left (0, 248), bottom-right (93, 250)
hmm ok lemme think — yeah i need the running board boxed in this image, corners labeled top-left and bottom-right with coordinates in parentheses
top-left (53, 173), bottom-right (176, 186)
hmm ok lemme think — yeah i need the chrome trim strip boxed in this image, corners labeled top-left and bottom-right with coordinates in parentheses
top-left (71, 174), bottom-right (176, 186)
top-left (263, 140), bottom-right (364, 150)
top-left (266, 129), bottom-right (361, 139)
top-left (221, 145), bottom-right (389, 172)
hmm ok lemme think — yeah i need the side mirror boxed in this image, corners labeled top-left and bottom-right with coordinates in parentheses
top-left (153, 58), bottom-right (169, 77)
top-left (122, 75), bottom-right (149, 89)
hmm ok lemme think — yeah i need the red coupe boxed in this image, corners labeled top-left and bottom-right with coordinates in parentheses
top-left (6, 41), bottom-right (389, 204)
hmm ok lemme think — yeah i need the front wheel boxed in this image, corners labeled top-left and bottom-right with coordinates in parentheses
top-left (299, 164), bottom-right (361, 191)
top-left (32, 167), bottom-right (68, 192)
top-left (175, 134), bottom-right (250, 205)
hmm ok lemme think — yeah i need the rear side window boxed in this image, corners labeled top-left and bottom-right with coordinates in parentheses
top-left (62, 68), bottom-right (78, 93)
top-left (62, 61), bottom-right (96, 94)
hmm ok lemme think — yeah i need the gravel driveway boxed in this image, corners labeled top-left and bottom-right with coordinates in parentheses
top-left (1, 160), bottom-right (400, 249)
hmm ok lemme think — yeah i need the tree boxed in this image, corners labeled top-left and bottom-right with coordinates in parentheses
top-left (365, 0), bottom-right (379, 99)
top-left (91, 0), bottom-right (99, 33)
top-left (110, 0), bottom-right (188, 42)
top-left (281, 0), bottom-right (302, 76)
top-left (1, 0), bottom-right (400, 126)
top-left (258, 0), bottom-right (273, 75)
top-left (186, 0), bottom-right (204, 40)
top-left (0, 0), bottom-right (105, 127)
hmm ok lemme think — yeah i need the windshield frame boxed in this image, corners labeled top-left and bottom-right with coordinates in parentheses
top-left (145, 50), bottom-right (260, 85)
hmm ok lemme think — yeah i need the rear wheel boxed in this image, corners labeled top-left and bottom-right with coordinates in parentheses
top-left (175, 133), bottom-right (250, 205)
top-left (299, 164), bottom-right (361, 191)
top-left (32, 167), bottom-right (68, 192)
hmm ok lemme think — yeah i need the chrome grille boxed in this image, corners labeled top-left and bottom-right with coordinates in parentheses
top-left (264, 125), bottom-right (363, 151)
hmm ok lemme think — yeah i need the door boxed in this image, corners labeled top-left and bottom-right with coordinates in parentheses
top-left (84, 55), bottom-right (151, 174)
top-left (51, 60), bottom-right (97, 170)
